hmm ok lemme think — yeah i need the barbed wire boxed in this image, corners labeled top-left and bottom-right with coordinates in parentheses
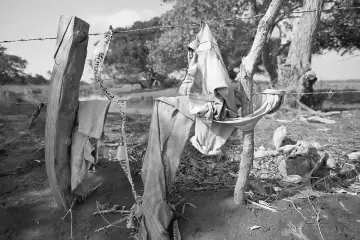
top-left (7, 89), bottom-right (360, 105)
top-left (1, 6), bottom-right (360, 44)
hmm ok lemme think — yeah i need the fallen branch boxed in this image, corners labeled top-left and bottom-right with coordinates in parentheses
top-left (294, 97), bottom-right (340, 118)
top-left (93, 204), bottom-right (130, 215)
top-left (95, 216), bottom-right (129, 232)
top-left (306, 116), bottom-right (336, 124)
top-left (184, 186), bottom-right (214, 191)
top-left (247, 199), bottom-right (277, 213)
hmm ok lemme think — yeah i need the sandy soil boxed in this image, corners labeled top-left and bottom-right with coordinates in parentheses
top-left (1, 102), bottom-right (360, 240)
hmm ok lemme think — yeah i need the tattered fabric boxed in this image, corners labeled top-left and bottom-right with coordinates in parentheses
top-left (70, 100), bottom-right (110, 193)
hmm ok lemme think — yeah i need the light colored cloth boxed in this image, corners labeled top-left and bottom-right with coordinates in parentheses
top-left (139, 98), bottom-right (194, 240)
top-left (161, 96), bottom-right (236, 156)
top-left (214, 89), bottom-right (285, 131)
top-left (178, 23), bottom-right (241, 155)
top-left (70, 100), bottom-right (111, 192)
top-left (138, 23), bottom-right (285, 240)
top-left (77, 100), bottom-right (111, 138)
top-left (179, 23), bottom-right (239, 122)
top-left (138, 92), bottom-right (284, 239)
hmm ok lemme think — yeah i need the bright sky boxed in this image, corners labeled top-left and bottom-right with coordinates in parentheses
top-left (0, 0), bottom-right (359, 82)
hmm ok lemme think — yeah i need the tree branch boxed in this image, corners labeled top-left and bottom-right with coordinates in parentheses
top-left (234, 0), bottom-right (284, 205)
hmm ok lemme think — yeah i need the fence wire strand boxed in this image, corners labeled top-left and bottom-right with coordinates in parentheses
top-left (1, 6), bottom-right (360, 44)
top-left (7, 89), bottom-right (360, 105)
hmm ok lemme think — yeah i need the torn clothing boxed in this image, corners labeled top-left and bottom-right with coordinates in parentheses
top-left (138, 23), bottom-right (285, 240)
top-left (70, 100), bottom-right (111, 192)
top-left (214, 89), bottom-right (285, 131)
top-left (178, 23), bottom-right (241, 156)
top-left (179, 23), bottom-right (239, 122)
top-left (138, 92), bottom-right (284, 239)
top-left (139, 97), bottom-right (194, 240)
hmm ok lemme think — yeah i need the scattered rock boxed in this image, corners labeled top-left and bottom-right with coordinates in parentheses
top-left (273, 126), bottom-right (287, 149)
top-left (278, 141), bottom-right (320, 177)
top-left (299, 116), bottom-right (308, 122)
top-left (281, 175), bottom-right (302, 184)
top-left (254, 149), bottom-right (279, 159)
top-left (348, 152), bottom-right (360, 161)
top-left (258, 146), bottom-right (266, 151)
top-left (326, 153), bottom-right (337, 169)
top-left (309, 141), bottom-right (322, 150)
top-left (278, 145), bottom-right (297, 154)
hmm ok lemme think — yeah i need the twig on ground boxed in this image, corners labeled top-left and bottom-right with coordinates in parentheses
top-left (308, 197), bottom-right (324, 240)
top-left (93, 204), bottom-right (130, 215)
top-left (283, 199), bottom-right (307, 220)
top-left (174, 197), bottom-right (187, 208)
top-left (247, 199), bottom-right (277, 213)
top-left (181, 203), bottom-right (197, 215)
top-left (95, 216), bottom-right (129, 232)
top-left (184, 186), bottom-right (213, 191)
top-left (96, 203), bottom-right (111, 225)
top-left (61, 198), bottom-right (77, 239)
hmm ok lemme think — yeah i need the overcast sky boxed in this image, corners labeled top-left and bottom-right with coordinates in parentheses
top-left (0, 0), bottom-right (359, 82)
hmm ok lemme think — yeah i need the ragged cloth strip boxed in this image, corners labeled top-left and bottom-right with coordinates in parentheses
top-left (70, 100), bottom-right (111, 195)
top-left (139, 97), bottom-right (194, 240)
top-left (178, 22), bottom-right (240, 156)
top-left (137, 92), bottom-right (284, 240)
top-left (137, 23), bottom-right (285, 240)
top-left (91, 25), bottom-right (139, 202)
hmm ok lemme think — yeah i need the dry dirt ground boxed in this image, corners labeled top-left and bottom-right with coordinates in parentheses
top-left (1, 102), bottom-right (360, 240)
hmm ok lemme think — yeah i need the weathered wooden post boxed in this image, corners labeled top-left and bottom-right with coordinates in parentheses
top-left (234, 0), bottom-right (283, 204)
top-left (45, 16), bottom-right (89, 210)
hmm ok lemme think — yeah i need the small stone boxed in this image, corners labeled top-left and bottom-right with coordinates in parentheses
top-left (282, 175), bottom-right (303, 184)
top-left (278, 142), bottom-right (320, 177)
top-left (273, 126), bottom-right (287, 149)
top-left (348, 152), bottom-right (360, 161)
top-left (326, 153), bottom-right (337, 169)
top-left (310, 141), bottom-right (322, 150)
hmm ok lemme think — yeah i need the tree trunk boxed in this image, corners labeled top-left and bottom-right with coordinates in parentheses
top-left (234, 0), bottom-right (283, 205)
top-left (279, 0), bottom-right (323, 102)
top-left (262, 31), bottom-right (279, 87)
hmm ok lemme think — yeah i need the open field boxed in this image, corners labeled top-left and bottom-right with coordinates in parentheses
top-left (1, 85), bottom-right (360, 239)
top-left (0, 80), bottom-right (360, 239)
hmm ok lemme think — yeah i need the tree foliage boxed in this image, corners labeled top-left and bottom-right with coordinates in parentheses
top-left (101, 17), bottom-right (164, 88)
top-left (149, 0), bottom-right (258, 76)
top-left (314, 0), bottom-right (360, 54)
top-left (0, 45), bottom-right (28, 83)
top-left (100, 0), bottom-right (360, 87)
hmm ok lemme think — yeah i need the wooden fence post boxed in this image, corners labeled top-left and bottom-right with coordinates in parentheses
top-left (234, 0), bottom-right (283, 204)
top-left (45, 16), bottom-right (89, 211)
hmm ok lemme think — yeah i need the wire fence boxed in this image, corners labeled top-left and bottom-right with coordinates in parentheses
top-left (1, 5), bottom-right (359, 109)
top-left (1, 6), bottom-right (360, 44)
top-left (6, 89), bottom-right (360, 106)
